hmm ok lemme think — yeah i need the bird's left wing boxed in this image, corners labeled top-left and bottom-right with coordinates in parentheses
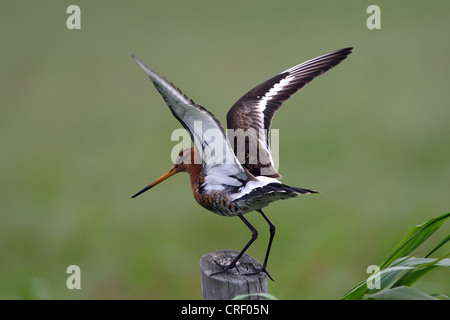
top-left (132, 54), bottom-right (251, 192)
top-left (227, 47), bottom-right (353, 178)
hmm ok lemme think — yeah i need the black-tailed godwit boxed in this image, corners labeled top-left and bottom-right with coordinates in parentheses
top-left (131, 47), bottom-right (352, 280)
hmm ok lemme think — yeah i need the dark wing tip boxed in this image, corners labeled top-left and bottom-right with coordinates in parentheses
top-left (130, 52), bottom-right (139, 61)
top-left (330, 47), bottom-right (353, 64)
top-left (289, 186), bottom-right (319, 195)
top-left (335, 47), bottom-right (353, 56)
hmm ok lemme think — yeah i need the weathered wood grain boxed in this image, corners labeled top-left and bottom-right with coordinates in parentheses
top-left (200, 250), bottom-right (268, 300)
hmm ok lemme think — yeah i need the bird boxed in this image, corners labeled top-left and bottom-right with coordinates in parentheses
top-left (130, 47), bottom-right (352, 280)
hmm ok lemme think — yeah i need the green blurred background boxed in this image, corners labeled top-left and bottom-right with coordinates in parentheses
top-left (1, 1), bottom-right (448, 299)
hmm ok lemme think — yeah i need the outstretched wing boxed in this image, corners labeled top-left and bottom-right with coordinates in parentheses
top-left (132, 54), bottom-right (251, 192)
top-left (227, 47), bottom-right (353, 178)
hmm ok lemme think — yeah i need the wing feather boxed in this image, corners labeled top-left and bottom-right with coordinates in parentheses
top-left (226, 47), bottom-right (353, 178)
top-left (132, 54), bottom-right (251, 192)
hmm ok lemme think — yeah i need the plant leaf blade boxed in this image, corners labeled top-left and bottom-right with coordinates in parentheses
top-left (380, 213), bottom-right (449, 269)
top-left (365, 286), bottom-right (440, 300)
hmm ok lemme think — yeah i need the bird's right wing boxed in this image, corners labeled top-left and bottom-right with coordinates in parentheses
top-left (132, 54), bottom-right (251, 192)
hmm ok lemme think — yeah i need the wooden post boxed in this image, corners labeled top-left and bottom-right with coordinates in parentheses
top-left (200, 250), bottom-right (268, 300)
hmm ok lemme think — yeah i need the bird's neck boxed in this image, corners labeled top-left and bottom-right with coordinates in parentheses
top-left (185, 164), bottom-right (203, 193)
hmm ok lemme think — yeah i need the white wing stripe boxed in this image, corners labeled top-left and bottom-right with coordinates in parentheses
top-left (256, 76), bottom-right (293, 118)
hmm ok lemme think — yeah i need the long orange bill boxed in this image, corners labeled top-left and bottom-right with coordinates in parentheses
top-left (131, 166), bottom-right (176, 198)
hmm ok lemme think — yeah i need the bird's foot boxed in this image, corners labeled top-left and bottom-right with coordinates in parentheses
top-left (210, 259), bottom-right (240, 277)
top-left (244, 264), bottom-right (274, 281)
top-left (211, 258), bottom-right (274, 281)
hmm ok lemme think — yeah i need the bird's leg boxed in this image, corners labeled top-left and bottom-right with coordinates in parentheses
top-left (244, 209), bottom-right (275, 281)
top-left (211, 214), bottom-right (258, 277)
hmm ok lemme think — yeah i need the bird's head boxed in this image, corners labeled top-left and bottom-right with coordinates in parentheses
top-left (131, 148), bottom-right (201, 198)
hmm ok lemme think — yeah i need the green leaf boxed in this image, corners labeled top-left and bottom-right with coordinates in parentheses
top-left (431, 293), bottom-right (450, 300)
top-left (341, 263), bottom-right (413, 300)
top-left (425, 234), bottom-right (450, 258)
top-left (341, 279), bottom-right (368, 300)
top-left (365, 286), bottom-right (439, 300)
top-left (380, 213), bottom-right (450, 269)
top-left (341, 213), bottom-right (450, 300)
top-left (342, 256), bottom-right (450, 300)
top-left (391, 256), bottom-right (450, 268)
top-left (392, 255), bottom-right (450, 287)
